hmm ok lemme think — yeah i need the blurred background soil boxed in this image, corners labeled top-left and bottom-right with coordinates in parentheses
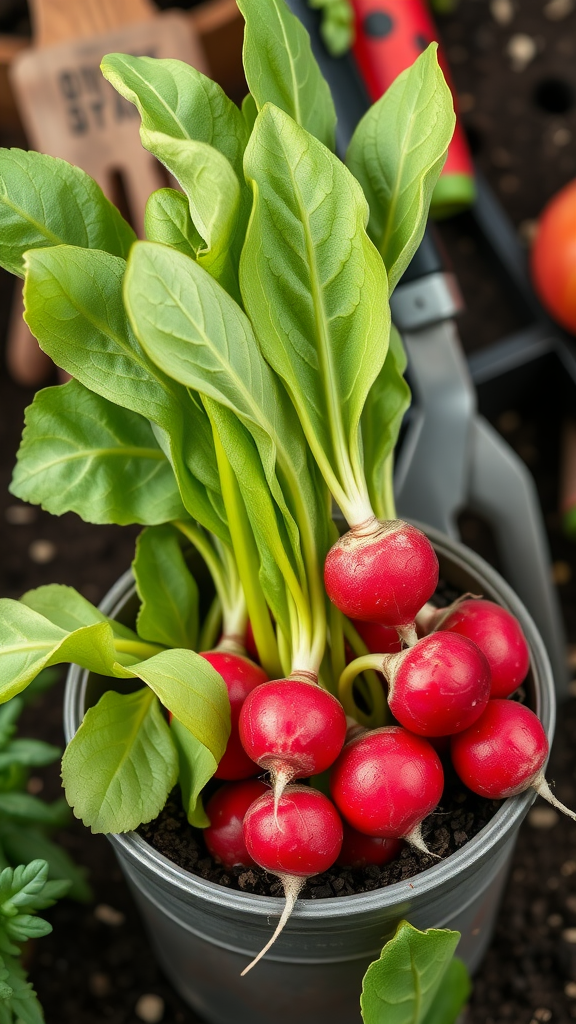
top-left (1, 0), bottom-right (576, 1021)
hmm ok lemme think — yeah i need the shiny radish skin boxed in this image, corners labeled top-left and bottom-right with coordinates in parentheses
top-left (451, 699), bottom-right (548, 799)
top-left (330, 727), bottom-right (444, 839)
top-left (204, 780), bottom-right (268, 868)
top-left (350, 619), bottom-right (402, 655)
top-left (241, 786), bottom-right (344, 975)
top-left (435, 599), bottom-right (530, 699)
top-left (324, 520), bottom-right (438, 628)
top-left (201, 651), bottom-right (268, 780)
top-left (238, 679), bottom-right (347, 789)
top-left (243, 786), bottom-right (344, 877)
top-left (337, 824), bottom-right (403, 868)
top-left (386, 633), bottom-right (491, 737)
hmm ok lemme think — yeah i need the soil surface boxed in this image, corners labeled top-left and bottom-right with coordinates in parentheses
top-left (1, 0), bottom-right (576, 1022)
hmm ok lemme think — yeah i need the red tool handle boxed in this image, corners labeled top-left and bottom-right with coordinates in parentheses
top-left (351, 0), bottom-right (474, 216)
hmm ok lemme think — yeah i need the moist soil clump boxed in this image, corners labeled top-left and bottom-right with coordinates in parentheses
top-left (138, 777), bottom-right (501, 899)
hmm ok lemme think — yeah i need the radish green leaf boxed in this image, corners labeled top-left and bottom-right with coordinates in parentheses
top-left (346, 45), bottom-right (455, 293)
top-left (61, 688), bottom-right (178, 833)
top-left (0, 148), bottom-right (135, 277)
top-left (242, 103), bottom-right (389, 526)
top-left (22, 245), bottom-right (227, 541)
top-left (145, 188), bottom-right (203, 260)
top-left (11, 379), bottom-right (186, 526)
top-left (170, 718), bottom-right (216, 828)
top-left (362, 326), bottom-right (410, 520)
top-left (133, 525), bottom-right (199, 650)
top-left (237, 0), bottom-right (336, 150)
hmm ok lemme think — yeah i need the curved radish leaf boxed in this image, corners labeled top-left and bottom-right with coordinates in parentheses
top-left (20, 584), bottom-right (136, 642)
top-left (61, 688), bottom-right (178, 833)
top-left (0, 602), bottom-right (123, 703)
top-left (237, 0), bottom-right (336, 151)
top-left (171, 718), bottom-right (216, 828)
top-left (241, 103), bottom-right (389, 525)
top-left (22, 245), bottom-right (227, 542)
top-left (421, 958), bottom-right (471, 1024)
top-left (145, 188), bottom-right (202, 260)
top-left (143, 132), bottom-right (242, 300)
top-left (11, 380), bottom-right (186, 526)
top-left (133, 525), bottom-right (199, 650)
top-left (123, 649), bottom-right (230, 762)
top-left (101, 54), bottom-right (249, 181)
top-left (346, 45), bottom-right (455, 293)
top-left (0, 148), bottom-right (135, 277)
top-left (360, 921), bottom-right (461, 1024)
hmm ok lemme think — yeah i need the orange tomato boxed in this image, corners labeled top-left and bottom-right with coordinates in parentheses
top-left (531, 178), bottom-right (576, 334)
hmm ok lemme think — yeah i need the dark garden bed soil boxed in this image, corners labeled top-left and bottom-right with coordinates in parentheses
top-left (1, 0), bottom-right (576, 1021)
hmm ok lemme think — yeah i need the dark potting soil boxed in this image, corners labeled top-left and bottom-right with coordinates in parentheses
top-left (138, 778), bottom-right (501, 900)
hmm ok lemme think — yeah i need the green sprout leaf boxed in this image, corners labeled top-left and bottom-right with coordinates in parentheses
top-left (100, 54), bottom-right (249, 181)
top-left (361, 921), bottom-right (464, 1024)
top-left (0, 148), bottom-right (135, 277)
top-left (22, 244), bottom-right (226, 541)
top-left (133, 525), bottom-right (200, 650)
top-left (171, 718), bottom-right (216, 828)
top-left (346, 44), bottom-right (455, 293)
top-left (308, 0), bottom-right (354, 57)
top-left (145, 188), bottom-right (203, 260)
top-left (241, 103), bottom-right (389, 525)
top-left (11, 379), bottom-right (186, 526)
top-left (61, 688), bottom-right (178, 834)
top-left (123, 650), bottom-right (230, 763)
top-left (422, 958), bottom-right (471, 1024)
top-left (237, 0), bottom-right (336, 150)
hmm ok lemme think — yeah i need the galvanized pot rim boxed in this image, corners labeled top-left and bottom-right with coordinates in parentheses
top-left (64, 524), bottom-right (555, 922)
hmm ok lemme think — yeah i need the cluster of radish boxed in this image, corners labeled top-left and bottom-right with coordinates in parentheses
top-left (199, 520), bottom-right (573, 975)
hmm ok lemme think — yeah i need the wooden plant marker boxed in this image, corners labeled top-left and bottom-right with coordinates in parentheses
top-left (7, 0), bottom-right (207, 385)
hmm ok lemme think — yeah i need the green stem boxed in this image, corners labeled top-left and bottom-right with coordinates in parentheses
top-left (338, 650), bottom-right (388, 728)
top-left (379, 452), bottom-right (396, 521)
top-left (329, 603), bottom-right (346, 693)
top-left (199, 595), bottom-right (222, 652)
top-left (114, 638), bottom-right (166, 660)
top-left (211, 429), bottom-right (283, 679)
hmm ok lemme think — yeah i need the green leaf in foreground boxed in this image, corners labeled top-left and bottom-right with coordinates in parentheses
top-left (0, 601), bottom-right (121, 703)
top-left (11, 379), bottom-right (186, 526)
top-left (346, 44), bottom-right (455, 293)
top-left (133, 525), bottom-right (199, 650)
top-left (422, 958), bottom-right (471, 1024)
top-left (171, 718), bottom-right (216, 828)
top-left (242, 103), bottom-right (389, 525)
top-left (124, 649), bottom-right (230, 762)
top-left (61, 688), bottom-right (178, 833)
top-left (360, 922), bottom-right (461, 1024)
top-left (0, 148), bottom-right (135, 277)
top-left (237, 0), bottom-right (336, 151)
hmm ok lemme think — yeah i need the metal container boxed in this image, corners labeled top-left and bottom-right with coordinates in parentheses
top-left (64, 525), bottom-right (555, 1024)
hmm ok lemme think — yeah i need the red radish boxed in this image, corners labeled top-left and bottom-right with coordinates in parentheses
top-left (423, 599), bottom-right (530, 699)
top-left (330, 727), bottom-right (444, 855)
top-left (451, 699), bottom-right (576, 820)
top-left (241, 786), bottom-right (343, 974)
top-left (337, 824), bottom-right (403, 868)
top-left (339, 632), bottom-right (491, 737)
top-left (324, 520), bottom-right (438, 643)
top-left (350, 619), bottom-right (402, 655)
top-left (204, 779), bottom-right (268, 868)
top-left (238, 678), bottom-right (347, 801)
top-left (201, 651), bottom-right (268, 780)
top-left (385, 633), bottom-right (491, 736)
